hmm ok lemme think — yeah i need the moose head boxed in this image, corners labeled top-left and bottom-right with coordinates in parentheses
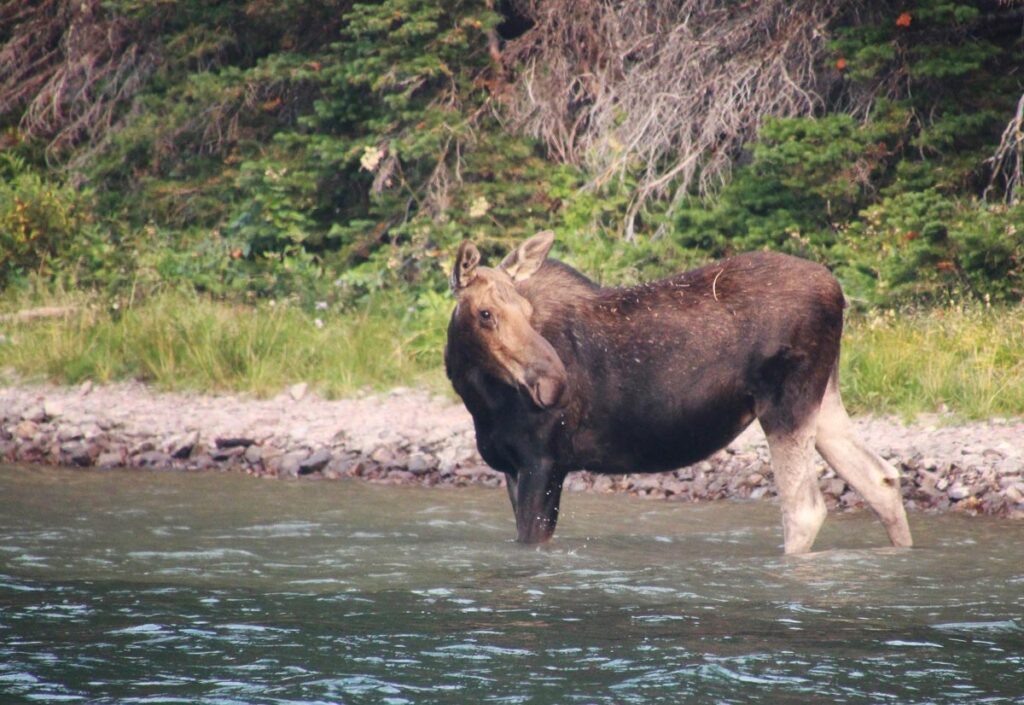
top-left (448, 231), bottom-right (567, 410)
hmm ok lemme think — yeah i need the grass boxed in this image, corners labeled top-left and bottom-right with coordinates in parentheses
top-left (840, 306), bottom-right (1024, 420)
top-left (0, 289), bottom-right (451, 398)
top-left (2, 290), bottom-right (1022, 419)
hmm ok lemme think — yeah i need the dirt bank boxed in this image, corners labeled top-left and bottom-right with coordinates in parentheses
top-left (1, 382), bottom-right (1022, 517)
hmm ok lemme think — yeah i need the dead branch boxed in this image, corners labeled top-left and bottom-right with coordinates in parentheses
top-left (0, 0), bottom-right (157, 159)
top-left (0, 306), bottom-right (78, 323)
top-left (985, 92), bottom-right (1024, 205)
top-left (501, 0), bottom-right (859, 235)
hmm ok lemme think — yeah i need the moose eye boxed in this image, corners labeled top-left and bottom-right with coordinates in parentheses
top-left (479, 309), bottom-right (493, 325)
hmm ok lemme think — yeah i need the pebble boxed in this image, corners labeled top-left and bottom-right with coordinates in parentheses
top-left (61, 442), bottom-right (93, 466)
top-left (407, 453), bottom-right (432, 475)
top-left (166, 431), bottom-right (200, 459)
top-left (821, 478), bottom-right (846, 497)
top-left (298, 448), bottom-right (331, 474)
top-left (212, 446), bottom-right (246, 461)
top-left (370, 447), bottom-right (397, 467)
top-left (23, 406), bottom-right (46, 423)
top-left (96, 450), bottom-right (124, 468)
top-left (57, 424), bottom-right (82, 440)
top-left (948, 483), bottom-right (973, 500)
top-left (14, 420), bottom-right (38, 440)
top-left (244, 445), bottom-right (264, 465)
top-left (279, 450), bottom-right (310, 477)
top-left (135, 450), bottom-right (172, 467)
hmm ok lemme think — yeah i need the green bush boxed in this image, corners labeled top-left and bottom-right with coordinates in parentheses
top-left (0, 155), bottom-right (91, 286)
top-left (224, 0), bottom-right (577, 303)
top-left (1, 0), bottom-right (1021, 312)
top-left (840, 191), bottom-right (1024, 304)
top-left (672, 111), bottom-right (1024, 306)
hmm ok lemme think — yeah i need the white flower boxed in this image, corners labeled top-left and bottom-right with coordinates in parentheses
top-left (314, 318), bottom-right (324, 329)
top-left (360, 145), bottom-right (384, 172)
top-left (468, 195), bottom-right (490, 218)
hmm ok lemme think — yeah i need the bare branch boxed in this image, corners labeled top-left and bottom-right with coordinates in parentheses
top-left (0, 0), bottom-right (157, 159)
top-left (501, 0), bottom-right (858, 231)
top-left (986, 92), bottom-right (1024, 205)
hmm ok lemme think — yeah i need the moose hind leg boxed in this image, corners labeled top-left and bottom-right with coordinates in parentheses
top-left (814, 375), bottom-right (913, 548)
top-left (765, 420), bottom-right (828, 555)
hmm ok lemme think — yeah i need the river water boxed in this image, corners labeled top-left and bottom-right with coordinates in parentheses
top-left (1, 464), bottom-right (1022, 704)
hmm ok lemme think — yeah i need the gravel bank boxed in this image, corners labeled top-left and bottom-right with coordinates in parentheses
top-left (1, 382), bottom-right (1022, 517)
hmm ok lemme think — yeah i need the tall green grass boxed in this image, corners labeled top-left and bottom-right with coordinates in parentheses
top-left (841, 306), bottom-right (1024, 419)
top-left (2, 291), bottom-right (1022, 418)
top-left (0, 290), bottom-right (451, 397)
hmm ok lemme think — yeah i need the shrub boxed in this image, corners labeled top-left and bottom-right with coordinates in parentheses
top-left (0, 155), bottom-right (90, 286)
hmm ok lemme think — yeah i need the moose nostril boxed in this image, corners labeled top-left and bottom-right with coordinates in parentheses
top-left (529, 373), bottom-right (566, 409)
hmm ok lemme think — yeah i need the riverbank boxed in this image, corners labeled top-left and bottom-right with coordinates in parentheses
top-left (1, 382), bottom-right (1022, 517)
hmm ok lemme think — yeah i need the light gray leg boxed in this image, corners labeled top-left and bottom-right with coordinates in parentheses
top-left (814, 377), bottom-right (913, 548)
top-left (766, 419), bottom-right (828, 555)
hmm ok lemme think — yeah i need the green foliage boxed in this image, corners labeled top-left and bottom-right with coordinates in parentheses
top-left (953, 205), bottom-right (1024, 301)
top-left (544, 168), bottom-right (692, 285)
top-left (671, 111), bottom-right (905, 283)
top-left (669, 0), bottom-right (1024, 307)
top-left (673, 116), bottom-right (1024, 305)
top-left (0, 155), bottom-right (91, 286)
top-left (1, 0), bottom-right (1022, 316)
top-left (225, 0), bottom-right (575, 302)
top-left (833, 1), bottom-right (1015, 192)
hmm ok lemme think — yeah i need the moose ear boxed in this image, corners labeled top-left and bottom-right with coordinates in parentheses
top-left (450, 240), bottom-right (481, 294)
top-left (500, 230), bottom-right (555, 282)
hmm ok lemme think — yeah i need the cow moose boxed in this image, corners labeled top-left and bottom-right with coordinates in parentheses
top-left (444, 231), bottom-right (913, 554)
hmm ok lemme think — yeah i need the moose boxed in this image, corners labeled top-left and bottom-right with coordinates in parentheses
top-left (445, 231), bottom-right (913, 554)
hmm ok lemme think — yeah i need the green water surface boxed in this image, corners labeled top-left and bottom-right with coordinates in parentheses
top-left (1, 464), bottom-right (1022, 704)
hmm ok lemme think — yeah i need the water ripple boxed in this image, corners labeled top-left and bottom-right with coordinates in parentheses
top-left (2, 466), bottom-right (1024, 704)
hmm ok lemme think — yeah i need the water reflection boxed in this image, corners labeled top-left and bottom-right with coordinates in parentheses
top-left (0, 464), bottom-right (1022, 704)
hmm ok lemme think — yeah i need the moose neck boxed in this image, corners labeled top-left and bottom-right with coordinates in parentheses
top-left (516, 260), bottom-right (601, 331)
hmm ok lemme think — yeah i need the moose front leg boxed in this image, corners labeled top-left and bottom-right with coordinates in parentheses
top-left (511, 461), bottom-right (565, 544)
top-left (505, 472), bottom-right (519, 513)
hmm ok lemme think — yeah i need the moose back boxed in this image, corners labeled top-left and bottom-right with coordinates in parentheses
top-left (444, 232), bottom-right (912, 553)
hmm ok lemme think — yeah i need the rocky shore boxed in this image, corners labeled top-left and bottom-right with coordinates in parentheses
top-left (1, 382), bottom-right (1022, 518)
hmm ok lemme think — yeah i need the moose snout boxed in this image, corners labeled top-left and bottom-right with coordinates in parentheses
top-left (522, 340), bottom-right (567, 409)
top-left (525, 365), bottom-right (565, 409)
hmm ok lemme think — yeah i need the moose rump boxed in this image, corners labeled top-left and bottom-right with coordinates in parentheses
top-left (445, 232), bottom-right (913, 553)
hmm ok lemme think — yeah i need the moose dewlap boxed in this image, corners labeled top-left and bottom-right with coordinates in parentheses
top-left (444, 231), bottom-right (912, 553)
